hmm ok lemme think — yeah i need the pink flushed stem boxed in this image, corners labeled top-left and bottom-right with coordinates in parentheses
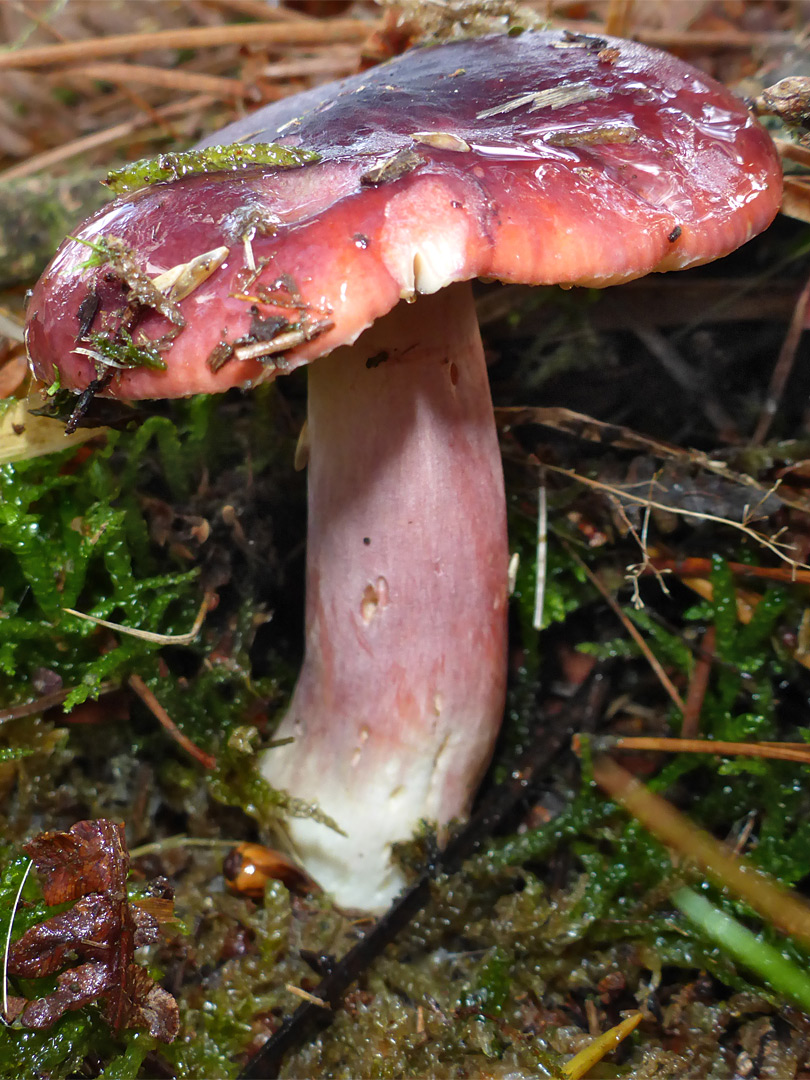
top-left (262, 284), bottom-right (509, 911)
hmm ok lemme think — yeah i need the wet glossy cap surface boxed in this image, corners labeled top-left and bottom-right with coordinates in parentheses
top-left (27, 29), bottom-right (782, 398)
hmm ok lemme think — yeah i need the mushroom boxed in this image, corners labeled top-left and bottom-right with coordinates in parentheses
top-left (26, 31), bottom-right (782, 911)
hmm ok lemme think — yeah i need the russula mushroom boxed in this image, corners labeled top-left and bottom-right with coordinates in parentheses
top-left (26, 31), bottom-right (781, 911)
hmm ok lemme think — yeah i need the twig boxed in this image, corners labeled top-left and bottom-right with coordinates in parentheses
top-left (782, 178), bottom-right (810, 226)
top-left (603, 0), bottom-right (635, 38)
top-left (195, 0), bottom-right (314, 21)
top-left (497, 405), bottom-right (790, 509)
top-left (680, 626), bottom-right (714, 739)
top-left (589, 735), bottom-right (810, 767)
top-left (0, 18), bottom-right (373, 70)
top-left (774, 138), bottom-right (810, 170)
top-left (259, 54), bottom-right (359, 82)
top-left (592, 755), bottom-right (810, 949)
top-left (128, 673), bottom-right (217, 770)
top-left (0, 93), bottom-right (215, 182)
top-left (634, 324), bottom-right (738, 440)
top-left (0, 680), bottom-right (118, 724)
top-left (564, 543), bottom-right (686, 713)
top-left (545, 464), bottom-right (801, 570)
top-left (238, 667), bottom-right (612, 1079)
top-left (751, 271), bottom-right (810, 445)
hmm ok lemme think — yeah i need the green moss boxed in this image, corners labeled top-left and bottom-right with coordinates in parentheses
top-left (86, 330), bottom-right (167, 373)
top-left (104, 143), bottom-right (321, 196)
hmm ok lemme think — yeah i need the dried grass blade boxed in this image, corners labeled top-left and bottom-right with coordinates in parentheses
top-left (63, 592), bottom-right (211, 645)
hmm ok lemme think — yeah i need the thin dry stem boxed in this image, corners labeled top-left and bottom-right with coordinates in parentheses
top-left (546, 464), bottom-right (802, 571)
top-left (564, 542), bottom-right (686, 713)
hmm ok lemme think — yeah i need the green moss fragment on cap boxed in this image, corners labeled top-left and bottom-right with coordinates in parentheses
top-left (104, 142), bottom-right (321, 195)
top-left (85, 329), bottom-right (167, 372)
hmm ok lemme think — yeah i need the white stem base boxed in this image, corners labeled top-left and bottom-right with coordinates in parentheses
top-left (262, 285), bottom-right (508, 911)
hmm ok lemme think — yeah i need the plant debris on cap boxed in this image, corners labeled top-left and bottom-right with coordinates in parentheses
top-left (26, 29), bottom-right (781, 401)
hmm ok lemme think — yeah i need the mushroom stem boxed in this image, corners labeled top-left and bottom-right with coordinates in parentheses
top-left (262, 283), bottom-right (509, 911)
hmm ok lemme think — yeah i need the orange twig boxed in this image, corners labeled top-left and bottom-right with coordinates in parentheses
top-left (128, 673), bottom-right (217, 771)
top-left (647, 556), bottom-right (810, 586)
top-left (594, 735), bottom-right (810, 767)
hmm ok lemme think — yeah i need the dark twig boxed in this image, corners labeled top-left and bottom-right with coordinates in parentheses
top-left (751, 271), bottom-right (810, 445)
top-left (238, 666), bottom-right (612, 1080)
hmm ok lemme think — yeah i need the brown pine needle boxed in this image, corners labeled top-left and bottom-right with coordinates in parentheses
top-left (0, 18), bottom-right (373, 71)
top-left (556, 22), bottom-right (792, 52)
top-left (56, 62), bottom-right (254, 100)
top-left (128, 673), bottom-right (216, 770)
top-left (783, 178), bottom-right (810, 226)
top-left (0, 94), bottom-right (215, 183)
top-left (590, 735), bottom-right (810, 767)
top-left (564, 543), bottom-right (686, 713)
top-left (646, 556), bottom-right (810, 585)
top-left (592, 756), bottom-right (810, 949)
top-left (774, 138), bottom-right (810, 169)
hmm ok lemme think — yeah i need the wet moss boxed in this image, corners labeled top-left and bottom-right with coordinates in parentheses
top-left (104, 144), bottom-right (321, 196)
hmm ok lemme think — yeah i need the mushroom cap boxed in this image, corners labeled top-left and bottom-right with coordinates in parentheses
top-left (27, 30), bottom-right (782, 398)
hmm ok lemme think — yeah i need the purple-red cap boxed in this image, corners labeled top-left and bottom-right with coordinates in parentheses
top-left (26, 30), bottom-right (782, 399)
